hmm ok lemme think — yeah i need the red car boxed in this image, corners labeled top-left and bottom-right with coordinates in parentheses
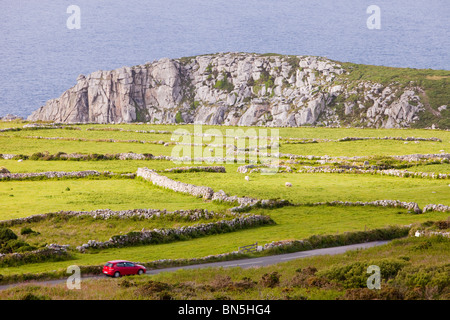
top-left (103, 260), bottom-right (146, 277)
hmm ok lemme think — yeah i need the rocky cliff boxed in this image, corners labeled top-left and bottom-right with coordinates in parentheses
top-left (28, 52), bottom-right (448, 128)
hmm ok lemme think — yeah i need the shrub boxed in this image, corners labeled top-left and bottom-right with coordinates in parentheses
top-left (341, 286), bottom-right (404, 300)
top-left (20, 293), bottom-right (51, 300)
top-left (20, 227), bottom-right (39, 235)
top-left (233, 277), bottom-right (257, 290)
top-left (214, 72), bottom-right (234, 92)
top-left (175, 111), bottom-right (184, 124)
top-left (0, 228), bottom-right (18, 242)
top-left (434, 220), bottom-right (450, 230)
top-left (1, 239), bottom-right (36, 254)
top-left (30, 152), bottom-right (44, 161)
top-left (394, 264), bottom-right (450, 292)
top-left (134, 280), bottom-right (172, 297)
top-left (260, 272), bottom-right (280, 288)
top-left (210, 275), bottom-right (233, 290)
top-left (319, 259), bottom-right (408, 288)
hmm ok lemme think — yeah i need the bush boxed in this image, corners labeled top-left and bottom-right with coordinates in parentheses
top-left (30, 152), bottom-right (45, 161)
top-left (20, 293), bottom-right (51, 300)
top-left (342, 286), bottom-right (404, 300)
top-left (1, 239), bottom-right (36, 254)
top-left (434, 220), bottom-right (450, 230)
top-left (214, 72), bottom-right (234, 92)
top-left (0, 228), bottom-right (18, 242)
top-left (20, 227), bottom-right (39, 235)
top-left (394, 264), bottom-right (450, 292)
top-left (260, 272), bottom-right (280, 288)
top-left (134, 280), bottom-right (172, 298)
top-left (319, 259), bottom-right (408, 288)
top-left (175, 111), bottom-right (184, 124)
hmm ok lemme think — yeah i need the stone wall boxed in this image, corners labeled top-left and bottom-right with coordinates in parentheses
top-left (0, 246), bottom-right (71, 267)
top-left (137, 167), bottom-right (215, 199)
top-left (76, 214), bottom-right (273, 252)
top-left (164, 166), bottom-right (226, 173)
top-left (0, 170), bottom-right (101, 180)
top-left (309, 200), bottom-right (422, 213)
top-left (0, 208), bottom-right (227, 227)
top-left (422, 204), bottom-right (450, 213)
top-left (297, 166), bottom-right (450, 179)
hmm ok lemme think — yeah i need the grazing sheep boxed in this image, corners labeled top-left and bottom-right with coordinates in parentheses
top-left (285, 182), bottom-right (292, 187)
top-left (245, 176), bottom-right (250, 181)
top-left (209, 148), bottom-right (214, 153)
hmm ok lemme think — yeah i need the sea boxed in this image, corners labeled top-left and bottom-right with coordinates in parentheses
top-left (0, 0), bottom-right (449, 118)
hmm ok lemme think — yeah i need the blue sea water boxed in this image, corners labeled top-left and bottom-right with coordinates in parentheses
top-left (0, 0), bottom-right (449, 117)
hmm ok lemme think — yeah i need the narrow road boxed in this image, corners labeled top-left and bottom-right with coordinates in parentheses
top-left (0, 240), bottom-right (389, 291)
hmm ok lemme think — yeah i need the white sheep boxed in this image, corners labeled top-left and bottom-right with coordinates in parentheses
top-left (285, 182), bottom-right (292, 187)
top-left (245, 176), bottom-right (250, 181)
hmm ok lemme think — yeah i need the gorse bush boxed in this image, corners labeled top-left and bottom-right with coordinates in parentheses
top-left (318, 258), bottom-right (408, 289)
top-left (1, 239), bottom-right (36, 254)
top-left (0, 227), bottom-right (18, 242)
top-left (0, 227), bottom-right (36, 254)
top-left (259, 272), bottom-right (280, 288)
top-left (20, 227), bottom-right (39, 236)
top-left (394, 264), bottom-right (450, 292)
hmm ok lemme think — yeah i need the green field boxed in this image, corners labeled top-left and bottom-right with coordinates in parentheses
top-left (0, 178), bottom-right (229, 220)
top-left (0, 122), bottom-right (449, 300)
top-left (166, 171), bottom-right (450, 207)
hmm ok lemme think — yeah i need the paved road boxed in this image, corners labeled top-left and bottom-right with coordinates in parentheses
top-left (0, 240), bottom-right (389, 291)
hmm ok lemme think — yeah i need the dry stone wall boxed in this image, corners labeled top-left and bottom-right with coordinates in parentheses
top-left (0, 208), bottom-right (227, 227)
top-left (0, 170), bottom-right (101, 180)
top-left (137, 167), bottom-right (215, 199)
top-left (76, 214), bottom-right (273, 252)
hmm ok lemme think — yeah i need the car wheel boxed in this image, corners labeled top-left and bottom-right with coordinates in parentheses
top-left (137, 269), bottom-right (144, 275)
top-left (114, 271), bottom-right (121, 278)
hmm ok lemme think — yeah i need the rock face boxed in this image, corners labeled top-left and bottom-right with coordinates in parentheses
top-left (28, 53), bottom-right (427, 128)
